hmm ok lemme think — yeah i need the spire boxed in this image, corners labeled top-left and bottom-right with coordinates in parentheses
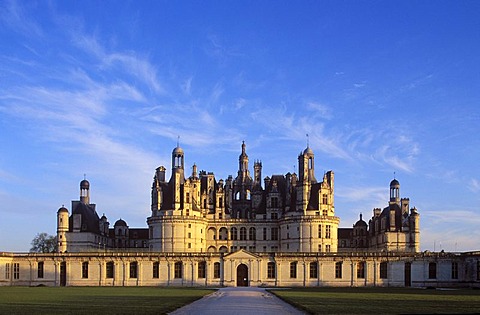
top-left (306, 133), bottom-right (309, 148)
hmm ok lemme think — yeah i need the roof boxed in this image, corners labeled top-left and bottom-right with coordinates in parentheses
top-left (70, 202), bottom-right (100, 234)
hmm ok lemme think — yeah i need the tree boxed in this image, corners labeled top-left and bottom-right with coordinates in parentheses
top-left (30, 233), bottom-right (57, 253)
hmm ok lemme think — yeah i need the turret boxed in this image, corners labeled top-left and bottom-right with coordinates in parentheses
top-left (56, 206), bottom-right (69, 253)
top-left (254, 160), bottom-right (262, 188)
top-left (389, 178), bottom-right (400, 203)
top-left (80, 179), bottom-right (90, 204)
top-left (171, 145), bottom-right (185, 210)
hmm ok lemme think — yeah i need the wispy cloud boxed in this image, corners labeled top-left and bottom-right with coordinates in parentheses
top-left (73, 35), bottom-right (165, 94)
top-left (468, 178), bottom-right (480, 193)
top-left (0, 0), bottom-right (44, 38)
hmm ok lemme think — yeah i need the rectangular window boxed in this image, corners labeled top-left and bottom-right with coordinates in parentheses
top-left (130, 262), bottom-right (138, 279)
top-left (82, 262), bottom-right (89, 279)
top-left (322, 194), bottom-right (328, 204)
top-left (271, 213), bottom-right (278, 220)
top-left (214, 262), bottom-right (220, 279)
top-left (451, 261), bottom-right (458, 280)
top-left (326, 245), bottom-right (331, 252)
top-left (357, 262), bottom-right (365, 279)
top-left (174, 262), bottom-right (183, 279)
top-left (198, 262), bottom-right (206, 279)
top-left (335, 262), bottom-right (342, 279)
top-left (263, 228), bottom-right (267, 241)
top-left (325, 225), bottom-right (331, 239)
top-left (290, 262), bottom-right (297, 278)
top-left (37, 262), bottom-right (44, 279)
top-left (267, 262), bottom-right (276, 279)
top-left (477, 260), bottom-right (480, 281)
top-left (271, 228), bottom-right (279, 241)
top-left (380, 262), bottom-right (388, 279)
top-left (5, 263), bottom-right (10, 279)
top-left (428, 262), bottom-right (436, 279)
top-left (318, 225), bottom-right (322, 238)
top-left (153, 262), bottom-right (159, 279)
top-left (249, 246), bottom-right (255, 252)
top-left (106, 262), bottom-right (114, 278)
top-left (318, 244), bottom-right (322, 252)
top-left (309, 262), bottom-right (318, 279)
top-left (13, 263), bottom-right (19, 280)
top-left (186, 192), bottom-right (190, 203)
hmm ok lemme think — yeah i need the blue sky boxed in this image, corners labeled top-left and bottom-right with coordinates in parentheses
top-left (1, 1), bottom-right (479, 252)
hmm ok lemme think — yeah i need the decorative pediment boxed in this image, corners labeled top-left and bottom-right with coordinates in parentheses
top-left (223, 249), bottom-right (261, 260)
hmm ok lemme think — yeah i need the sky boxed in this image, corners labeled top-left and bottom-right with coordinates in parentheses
top-left (1, 0), bottom-right (479, 252)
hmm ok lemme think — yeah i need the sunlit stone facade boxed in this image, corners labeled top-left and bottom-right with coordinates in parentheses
top-left (2, 142), bottom-right (478, 288)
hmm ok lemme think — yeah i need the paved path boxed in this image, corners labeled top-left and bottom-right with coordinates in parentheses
top-left (169, 287), bottom-right (306, 315)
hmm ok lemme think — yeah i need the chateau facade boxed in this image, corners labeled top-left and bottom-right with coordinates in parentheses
top-left (1, 143), bottom-right (479, 288)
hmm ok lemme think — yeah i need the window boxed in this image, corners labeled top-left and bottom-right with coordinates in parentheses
top-left (249, 246), bottom-right (255, 252)
top-left (271, 228), bottom-right (279, 241)
top-left (188, 232), bottom-right (191, 238)
top-left (322, 194), bottom-right (328, 204)
top-left (82, 262), bottom-right (89, 279)
top-left (263, 228), bottom-right (267, 241)
top-left (318, 225), bottom-right (322, 238)
top-left (323, 210), bottom-right (328, 216)
top-left (5, 263), bottom-right (10, 279)
top-left (267, 262), bottom-right (276, 279)
top-left (186, 192), bottom-right (190, 203)
top-left (218, 197), bottom-right (223, 207)
top-left (477, 260), bottom-right (480, 281)
top-left (130, 262), bottom-right (138, 279)
top-left (240, 227), bottom-right (247, 240)
top-left (271, 212), bottom-right (278, 220)
top-left (335, 262), bottom-right (342, 279)
top-left (326, 245), bottom-right (331, 252)
top-left (13, 263), bottom-right (19, 280)
top-left (249, 227), bottom-right (256, 240)
top-left (231, 227), bottom-right (238, 240)
top-left (357, 262), bottom-right (365, 279)
top-left (106, 262), bottom-right (114, 278)
top-left (37, 262), bottom-right (44, 279)
top-left (310, 262), bottom-right (318, 279)
top-left (174, 262), bottom-right (182, 279)
top-left (451, 262), bottom-right (458, 280)
top-left (380, 262), bottom-right (388, 279)
top-left (198, 262), bottom-right (206, 279)
top-left (153, 262), bottom-right (159, 278)
top-left (290, 262), bottom-right (297, 278)
top-left (271, 197), bottom-right (278, 208)
top-left (214, 262), bottom-right (220, 279)
top-left (318, 244), bottom-right (322, 252)
top-left (428, 262), bottom-right (436, 279)
top-left (325, 225), bottom-right (331, 239)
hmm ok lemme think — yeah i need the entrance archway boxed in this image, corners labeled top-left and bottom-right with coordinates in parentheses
top-left (236, 264), bottom-right (248, 287)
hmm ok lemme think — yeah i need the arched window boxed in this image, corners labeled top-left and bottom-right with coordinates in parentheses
top-left (240, 227), bottom-right (247, 240)
top-left (246, 190), bottom-right (251, 200)
top-left (249, 227), bottom-right (256, 240)
top-left (235, 192), bottom-right (240, 200)
top-left (231, 227), bottom-right (238, 240)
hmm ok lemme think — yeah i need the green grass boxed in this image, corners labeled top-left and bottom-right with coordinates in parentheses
top-left (0, 286), bottom-right (215, 315)
top-left (269, 287), bottom-right (480, 314)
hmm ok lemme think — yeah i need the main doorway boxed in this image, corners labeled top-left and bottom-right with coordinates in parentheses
top-left (236, 264), bottom-right (248, 287)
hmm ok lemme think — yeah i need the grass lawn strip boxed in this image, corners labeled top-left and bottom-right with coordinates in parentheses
top-left (269, 287), bottom-right (480, 315)
top-left (0, 287), bottom-right (215, 315)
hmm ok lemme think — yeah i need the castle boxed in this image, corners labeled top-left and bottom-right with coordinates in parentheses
top-left (57, 142), bottom-right (419, 254)
top-left (1, 143), bottom-right (479, 288)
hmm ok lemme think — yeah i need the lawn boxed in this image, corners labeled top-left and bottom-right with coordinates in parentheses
top-left (0, 286), bottom-right (215, 315)
top-left (269, 287), bottom-right (480, 314)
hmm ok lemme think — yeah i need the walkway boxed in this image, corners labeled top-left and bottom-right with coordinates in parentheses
top-left (169, 287), bottom-right (306, 315)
